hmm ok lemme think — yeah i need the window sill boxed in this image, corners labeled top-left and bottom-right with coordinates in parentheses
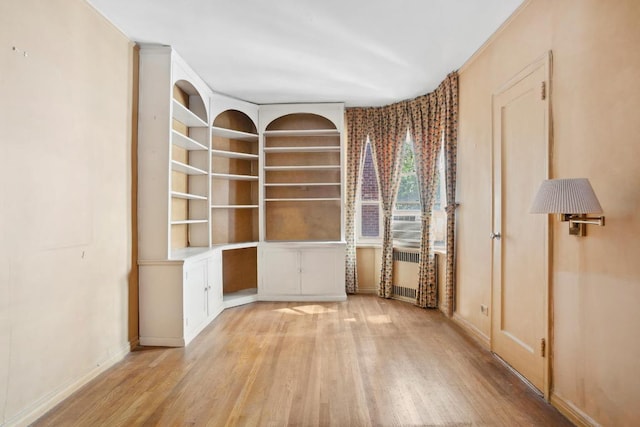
top-left (355, 242), bottom-right (446, 255)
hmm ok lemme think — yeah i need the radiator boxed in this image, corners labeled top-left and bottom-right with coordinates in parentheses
top-left (391, 249), bottom-right (438, 303)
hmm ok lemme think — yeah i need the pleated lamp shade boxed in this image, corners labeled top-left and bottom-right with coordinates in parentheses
top-left (530, 178), bottom-right (603, 214)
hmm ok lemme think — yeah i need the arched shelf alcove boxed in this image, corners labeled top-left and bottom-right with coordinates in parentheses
top-left (210, 109), bottom-right (259, 245)
top-left (169, 79), bottom-right (210, 251)
top-left (262, 111), bottom-right (342, 242)
top-left (210, 108), bottom-right (260, 304)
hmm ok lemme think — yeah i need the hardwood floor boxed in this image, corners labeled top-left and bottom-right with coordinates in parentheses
top-left (35, 295), bottom-right (571, 426)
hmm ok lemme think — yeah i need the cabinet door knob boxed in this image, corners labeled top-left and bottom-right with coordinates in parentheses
top-left (490, 232), bottom-right (501, 240)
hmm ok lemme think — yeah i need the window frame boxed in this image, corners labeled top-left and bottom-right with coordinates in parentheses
top-left (356, 139), bottom-right (383, 244)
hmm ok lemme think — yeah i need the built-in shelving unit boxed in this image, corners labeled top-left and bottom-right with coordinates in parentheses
top-left (138, 49), bottom-right (346, 346)
top-left (210, 98), bottom-right (260, 306)
top-left (138, 47), bottom-right (220, 347)
top-left (258, 104), bottom-right (346, 302)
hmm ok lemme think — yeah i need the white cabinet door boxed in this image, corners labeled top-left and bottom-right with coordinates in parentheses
top-left (183, 259), bottom-right (208, 337)
top-left (300, 248), bottom-right (337, 295)
top-left (259, 244), bottom-right (346, 300)
top-left (261, 248), bottom-right (300, 295)
top-left (207, 249), bottom-right (223, 316)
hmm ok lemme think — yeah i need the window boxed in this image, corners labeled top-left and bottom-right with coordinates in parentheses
top-left (355, 136), bottom-right (446, 249)
top-left (357, 140), bottom-right (382, 241)
top-left (432, 143), bottom-right (447, 247)
top-left (393, 137), bottom-right (421, 247)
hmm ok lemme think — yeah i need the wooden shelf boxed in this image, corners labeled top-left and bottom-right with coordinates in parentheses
top-left (211, 149), bottom-right (258, 160)
top-left (263, 165), bottom-right (340, 171)
top-left (263, 129), bottom-right (339, 137)
top-left (211, 204), bottom-right (259, 209)
top-left (265, 198), bottom-right (341, 202)
top-left (172, 100), bottom-right (207, 127)
top-left (171, 130), bottom-right (208, 151)
top-left (171, 191), bottom-right (207, 200)
top-left (212, 126), bottom-right (258, 142)
top-left (171, 219), bottom-right (208, 225)
top-left (211, 172), bottom-right (258, 181)
top-left (264, 182), bottom-right (340, 187)
top-left (263, 146), bottom-right (340, 153)
top-left (171, 160), bottom-right (207, 175)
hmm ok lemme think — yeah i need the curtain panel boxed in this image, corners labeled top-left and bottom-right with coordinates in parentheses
top-left (440, 73), bottom-right (459, 317)
top-left (369, 102), bottom-right (410, 298)
top-left (409, 92), bottom-right (441, 308)
top-left (344, 108), bottom-right (369, 294)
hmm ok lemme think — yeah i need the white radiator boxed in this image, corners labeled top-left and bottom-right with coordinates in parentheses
top-left (391, 249), bottom-right (438, 303)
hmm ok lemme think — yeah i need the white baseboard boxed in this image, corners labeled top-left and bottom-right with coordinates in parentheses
top-left (451, 312), bottom-right (491, 350)
top-left (4, 342), bottom-right (130, 427)
top-left (551, 392), bottom-right (601, 427)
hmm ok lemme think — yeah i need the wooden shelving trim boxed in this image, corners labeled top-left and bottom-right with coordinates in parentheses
top-left (171, 130), bottom-right (208, 151)
top-left (263, 129), bottom-right (339, 137)
top-left (171, 191), bottom-right (207, 200)
top-left (211, 126), bottom-right (259, 142)
top-left (171, 160), bottom-right (207, 175)
top-left (211, 149), bottom-right (258, 160)
top-left (172, 100), bottom-right (207, 128)
top-left (211, 172), bottom-right (259, 181)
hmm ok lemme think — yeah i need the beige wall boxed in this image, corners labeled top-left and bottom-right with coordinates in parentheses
top-left (356, 247), bottom-right (381, 293)
top-left (0, 0), bottom-right (134, 424)
top-left (456, 0), bottom-right (640, 424)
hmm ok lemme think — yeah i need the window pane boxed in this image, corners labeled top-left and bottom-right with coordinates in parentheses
top-left (361, 142), bottom-right (379, 201)
top-left (400, 140), bottom-right (415, 173)
top-left (361, 204), bottom-right (380, 237)
top-left (396, 174), bottom-right (420, 210)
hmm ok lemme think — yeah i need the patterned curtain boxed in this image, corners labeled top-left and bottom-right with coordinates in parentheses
top-left (343, 72), bottom-right (458, 309)
top-left (408, 93), bottom-right (441, 308)
top-left (440, 72), bottom-right (459, 317)
top-left (369, 102), bottom-right (409, 298)
top-left (344, 108), bottom-right (369, 294)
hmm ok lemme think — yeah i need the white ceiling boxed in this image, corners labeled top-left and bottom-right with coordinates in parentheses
top-left (87, 0), bottom-right (523, 107)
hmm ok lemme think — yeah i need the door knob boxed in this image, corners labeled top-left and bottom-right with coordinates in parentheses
top-left (490, 232), bottom-right (501, 240)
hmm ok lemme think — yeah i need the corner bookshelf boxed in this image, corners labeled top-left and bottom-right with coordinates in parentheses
top-left (209, 96), bottom-right (260, 307)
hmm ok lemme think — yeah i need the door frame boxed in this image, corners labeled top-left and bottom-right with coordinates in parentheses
top-left (490, 51), bottom-right (553, 399)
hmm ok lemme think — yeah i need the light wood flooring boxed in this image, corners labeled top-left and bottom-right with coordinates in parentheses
top-left (35, 295), bottom-right (571, 426)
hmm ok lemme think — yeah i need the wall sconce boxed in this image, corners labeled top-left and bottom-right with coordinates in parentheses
top-left (530, 178), bottom-right (605, 236)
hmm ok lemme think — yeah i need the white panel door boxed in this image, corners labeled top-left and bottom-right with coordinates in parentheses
top-left (491, 54), bottom-right (550, 393)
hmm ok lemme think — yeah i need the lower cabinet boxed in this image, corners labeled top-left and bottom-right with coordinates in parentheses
top-left (258, 243), bottom-right (346, 301)
top-left (139, 249), bottom-right (223, 347)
